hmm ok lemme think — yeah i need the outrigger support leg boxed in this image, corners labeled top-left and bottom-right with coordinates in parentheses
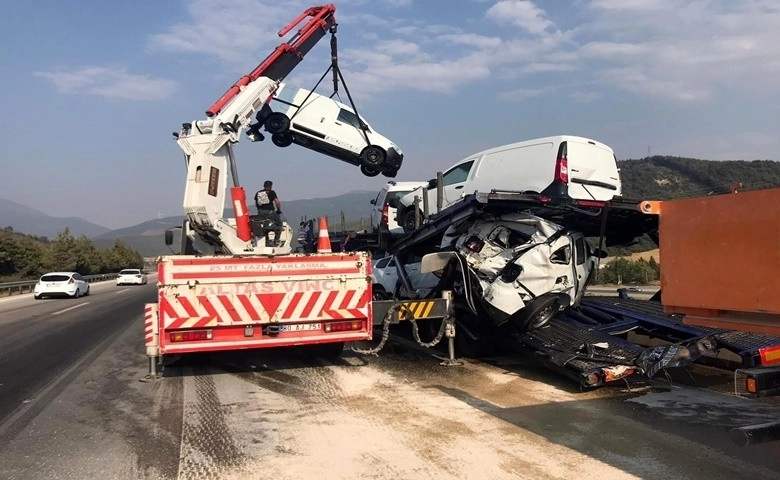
top-left (440, 291), bottom-right (463, 366)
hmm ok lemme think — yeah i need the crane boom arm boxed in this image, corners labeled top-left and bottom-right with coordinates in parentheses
top-left (176, 4), bottom-right (337, 256)
top-left (206, 3), bottom-right (336, 117)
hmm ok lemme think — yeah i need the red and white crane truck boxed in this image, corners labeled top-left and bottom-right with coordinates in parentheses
top-left (143, 5), bottom-right (378, 376)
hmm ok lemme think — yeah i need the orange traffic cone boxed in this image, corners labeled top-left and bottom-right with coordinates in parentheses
top-left (317, 217), bottom-right (332, 253)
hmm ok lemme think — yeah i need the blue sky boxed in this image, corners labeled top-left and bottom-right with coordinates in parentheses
top-left (1, 0), bottom-right (778, 229)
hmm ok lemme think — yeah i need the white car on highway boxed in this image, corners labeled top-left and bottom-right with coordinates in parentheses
top-left (116, 269), bottom-right (148, 286)
top-left (33, 272), bottom-right (90, 299)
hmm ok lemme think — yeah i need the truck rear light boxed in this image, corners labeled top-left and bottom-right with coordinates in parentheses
top-left (554, 156), bottom-right (569, 183)
top-left (739, 367), bottom-right (780, 397)
top-left (746, 376), bottom-right (758, 394)
top-left (325, 320), bottom-right (363, 332)
top-left (170, 329), bottom-right (213, 342)
top-left (381, 204), bottom-right (388, 225)
top-left (759, 345), bottom-right (780, 366)
top-left (463, 236), bottom-right (484, 253)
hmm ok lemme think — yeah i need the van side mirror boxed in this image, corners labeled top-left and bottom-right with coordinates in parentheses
top-left (370, 199), bottom-right (376, 205)
top-left (164, 230), bottom-right (174, 246)
top-left (593, 248), bottom-right (608, 259)
top-left (427, 178), bottom-right (437, 189)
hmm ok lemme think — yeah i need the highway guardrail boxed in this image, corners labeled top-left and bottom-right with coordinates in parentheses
top-left (0, 273), bottom-right (120, 297)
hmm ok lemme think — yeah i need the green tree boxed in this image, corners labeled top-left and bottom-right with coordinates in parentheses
top-left (101, 240), bottom-right (144, 272)
top-left (73, 235), bottom-right (103, 274)
top-left (47, 228), bottom-right (78, 272)
top-left (0, 227), bottom-right (47, 279)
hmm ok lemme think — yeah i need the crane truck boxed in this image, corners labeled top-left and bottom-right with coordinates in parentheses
top-left (143, 4), bottom-right (395, 376)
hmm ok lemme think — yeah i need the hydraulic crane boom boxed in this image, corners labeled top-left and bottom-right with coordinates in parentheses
top-left (175, 4), bottom-right (337, 256)
top-left (206, 4), bottom-right (336, 117)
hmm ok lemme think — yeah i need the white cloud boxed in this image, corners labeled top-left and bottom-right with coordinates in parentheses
top-left (339, 49), bottom-right (491, 95)
top-left (575, 0), bottom-right (780, 102)
top-left (33, 66), bottom-right (176, 101)
top-left (485, 0), bottom-right (557, 36)
top-left (438, 33), bottom-right (502, 49)
top-left (499, 87), bottom-right (548, 101)
top-left (569, 91), bottom-right (601, 103)
top-left (144, 0), bottom-right (780, 104)
top-left (147, 0), bottom-right (312, 63)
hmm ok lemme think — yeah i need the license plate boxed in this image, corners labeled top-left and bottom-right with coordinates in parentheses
top-left (279, 323), bottom-right (321, 332)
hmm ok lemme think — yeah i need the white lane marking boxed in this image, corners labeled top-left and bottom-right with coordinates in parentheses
top-left (52, 303), bottom-right (90, 315)
top-left (115, 288), bottom-right (130, 295)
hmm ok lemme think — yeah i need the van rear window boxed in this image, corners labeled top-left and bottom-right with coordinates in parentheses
top-left (385, 191), bottom-right (413, 208)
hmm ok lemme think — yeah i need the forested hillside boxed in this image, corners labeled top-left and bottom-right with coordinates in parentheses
top-left (0, 227), bottom-right (144, 281)
top-left (618, 156), bottom-right (780, 199)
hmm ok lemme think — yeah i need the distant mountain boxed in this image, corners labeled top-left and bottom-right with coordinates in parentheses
top-left (90, 191), bottom-right (377, 256)
top-left (0, 197), bottom-right (110, 239)
top-left (618, 157), bottom-right (780, 199)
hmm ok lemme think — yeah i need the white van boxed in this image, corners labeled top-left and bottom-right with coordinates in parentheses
top-left (396, 135), bottom-right (622, 232)
top-left (255, 83), bottom-right (404, 178)
top-left (370, 181), bottom-right (429, 235)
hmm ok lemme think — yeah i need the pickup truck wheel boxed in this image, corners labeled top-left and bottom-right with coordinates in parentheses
top-left (402, 210), bottom-right (420, 233)
top-left (272, 132), bottom-right (293, 147)
top-left (264, 112), bottom-right (290, 134)
top-left (510, 294), bottom-right (560, 333)
top-left (360, 164), bottom-right (380, 177)
top-left (361, 146), bottom-right (386, 166)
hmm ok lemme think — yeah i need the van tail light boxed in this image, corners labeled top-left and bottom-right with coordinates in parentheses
top-left (381, 204), bottom-right (388, 225)
top-left (68, 278), bottom-right (75, 284)
top-left (554, 156), bottom-right (569, 183)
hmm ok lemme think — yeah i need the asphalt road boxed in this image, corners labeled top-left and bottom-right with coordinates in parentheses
top-left (0, 283), bottom-right (778, 480)
top-left (0, 282), bottom-right (157, 439)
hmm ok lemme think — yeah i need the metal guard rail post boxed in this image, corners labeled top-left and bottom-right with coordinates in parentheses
top-left (0, 274), bottom-right (120, 297)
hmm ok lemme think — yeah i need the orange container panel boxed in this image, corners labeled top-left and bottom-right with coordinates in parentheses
top-left (656, 188), bottom-right (780, 334)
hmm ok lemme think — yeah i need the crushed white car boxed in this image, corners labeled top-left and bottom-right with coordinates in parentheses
top-left (252, 83), bottom-right (403, 178)
top-left (423, 212), bottom-right (606, 333)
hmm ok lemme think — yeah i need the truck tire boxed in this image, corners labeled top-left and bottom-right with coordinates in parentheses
top-left (361, 146), bottom-right (386, 166)
top-left (264, 112), bottom-right (290, 134)
top-left (402, 210), bottom-right (420, 233)
top-left (509, 294), bottom-right (560, 333)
